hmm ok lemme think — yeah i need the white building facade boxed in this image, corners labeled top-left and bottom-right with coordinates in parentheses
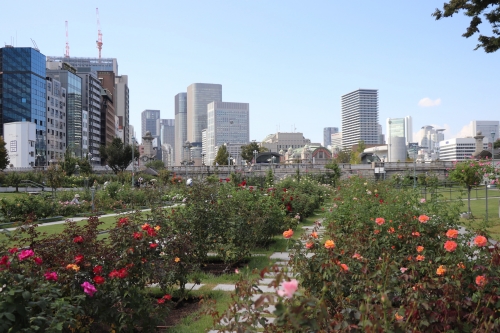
top-left (330, 132), bottom-right (342, 152)
top-left (4, 122), bottom-right (37, 168)
top-left (341, 89), bottom-right (379, 149)
top-left (206, 101), bottom-right (249, 166)
top-left (386, 116), bottom-right (412, 162)
top-left (439, 138), bottom-right (489, 161)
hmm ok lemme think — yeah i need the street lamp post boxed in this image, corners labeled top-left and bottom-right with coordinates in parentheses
top-left (183, 141), bottom-right (192, 178)
top-left (491, 131), bottom-right (496, 163)
top-left (91, 185), bottom-right (95, 212)
top-left (131, 136), bottom-right (135, 187)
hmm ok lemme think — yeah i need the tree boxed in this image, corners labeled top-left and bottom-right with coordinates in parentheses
top-left (433, 1), bottom-right (500, 53)
top-left (99, 138), bottom-right (139, 174)
top-left (0, 136), bottom-right (9, 171)
top-left (45, 164), bottom-right (65, 196)
top-left (448, 159), bottom-right (496, 215)
top-left (6, 172), bottom-right (22, 192)
top-left (324, 161), bottom-right (342, 187)
top-left (332, 149), bottom-right (353, 164)
top-left (240, 142), bottom-right (268, 164)
top-left (59, 151), bottom-right (79, 176)
top-left (145, 160), bottom-right (165, 170)
top-left (494, 139), bottom-right (500, 149)
top-left (214, 145), bottom-right (230, 166)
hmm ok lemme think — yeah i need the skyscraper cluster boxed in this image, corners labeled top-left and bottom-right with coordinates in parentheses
top-left (0, 45), bottom-right (130, 168)
top-left (170, 83), bottom-right (249, 166)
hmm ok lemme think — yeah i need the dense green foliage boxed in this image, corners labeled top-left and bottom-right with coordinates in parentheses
top-left (99, 138), bottom-right (139, 174)
top-left (433, 0), bottom-right (500, 53)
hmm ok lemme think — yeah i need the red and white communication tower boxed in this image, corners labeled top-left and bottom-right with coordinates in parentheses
top-left (65, 21), bottom-right (70, 57)
top-left (96, 8), bottom-right (103, 59)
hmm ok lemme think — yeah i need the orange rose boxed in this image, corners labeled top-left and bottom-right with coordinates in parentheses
top-left (416, 255), bottom-right (425, 261)
top-left (436, 265), bottom-right (446, 276)
top-left (412, 231), bottom-right (420, 237)
top-left (444, 240), bottom-right (457, 252)
top-left (174, 257), bottom-right (180, 263)
top-left (340, 263), bottom-right (349, 272)
top-left (374, 229), bottom-right (381, 235)
top-left (310, 232), bottom-right (318, 239)
top-left (445, 229), bottom-right (458, 239)
top-left (283, 229), bottom-right (294, 239)
top-left (394, 313), bottom-right (404, 321)
top-left (416, 246), bottom-right (424, 253)
top-left (324, 240), bottom-right (335, 249)
top-left (457, 262), bottom-right (465, 269)
top-left (474, 235), bottom-right (488, 247)
top-left (141, 223), bottom-right (151, 230)
top-left (375, 217), bottom-right (385, 226)
top-left (305, 242), bottom-right (314, 249)
top-left (418, 215), bottom-right (430, 223)
top-left (388, 227), bottom-right (395, 234)
top-left (475, 275), bottom-right (487, 287)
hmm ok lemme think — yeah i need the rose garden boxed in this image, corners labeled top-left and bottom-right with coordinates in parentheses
top-left (1, 159), bottom-right (500, 332)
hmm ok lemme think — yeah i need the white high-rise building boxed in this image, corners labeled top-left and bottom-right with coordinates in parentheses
top-left (341, 89), bottom-right (379, 149)
top-left (330, 132), bottom-right (342, 152)
top-left (187, 83), bottom-right (222, 145)
top-left (206, 102), bottom-right (249, 166)
top-left (323, 127), bottom-right (339, 147)
top-left (386, 116), bottom-right (412, 162)
top-left (417, 125), bottom-right (445, 155)
top-left (174, 93), bottom-right (187, 165)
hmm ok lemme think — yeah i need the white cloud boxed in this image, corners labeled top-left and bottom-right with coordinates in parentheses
top-left (418, 97), bottom-right (441, 107)
top-left (453, 122), bottom-right (473, 139)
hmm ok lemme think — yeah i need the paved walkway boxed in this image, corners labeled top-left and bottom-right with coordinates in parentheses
top-left (206, 223), bottom-right (326, 333)
top-left (3, 206), bottom-right (179, 232)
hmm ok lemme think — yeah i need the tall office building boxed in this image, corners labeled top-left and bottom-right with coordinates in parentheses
top-left (115, 75), bottom-right (129, 145)
top-left (323, 127), bottom-right (339, 147)
top-left (471, 120), bottom-right (499, 142)
top-left (141, 109), bottom-right (160, 137)
top-left (157, 119), bottom-right (175, 166)
top-left (341, 89), bottom-right (379, 149)
top-left (206, 102), bottom-right (249, 166)
top-left (174, 93), bottom-right (187, 165)
top-left (386, 116), bottom-right (412, 162)
top-left (187, 83), bottom-right (222, 144)
top-left (0, 46), bottom-right (47, 165)
top-left (45, 76), bottom-right (67, 161)
top-left (98, 71), bottom-right (116, 147)
top-left (46, 61), bottom-right (83, 158)
top-left (75, 71), bottom-right (102, 163)
top-left (417, 125), bottom-right (445, 157)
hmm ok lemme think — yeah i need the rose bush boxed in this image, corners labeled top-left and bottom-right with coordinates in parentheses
top-left (215, 176), bottom-right (500, 332)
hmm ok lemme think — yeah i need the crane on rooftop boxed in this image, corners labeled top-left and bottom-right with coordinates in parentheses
top-left (96, 8), bottom-right (103, 59)
top-left (65, 21), bottom-right (70, 57)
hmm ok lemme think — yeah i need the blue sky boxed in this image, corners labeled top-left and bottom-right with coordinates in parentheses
top-left (1, 1), bottom-right (499, 144)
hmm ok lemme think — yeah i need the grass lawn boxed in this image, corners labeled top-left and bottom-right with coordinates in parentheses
top-left (458, 197), bottom-right (500, 239)
top-left (0, 192), bottom-right (33, 202)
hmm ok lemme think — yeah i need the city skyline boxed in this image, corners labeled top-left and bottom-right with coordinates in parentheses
top-left (1, 1), bottom-right (499, 145)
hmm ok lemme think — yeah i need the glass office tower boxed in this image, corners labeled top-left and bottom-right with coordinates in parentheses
top-left (0, 47), bottom-right (47, 165)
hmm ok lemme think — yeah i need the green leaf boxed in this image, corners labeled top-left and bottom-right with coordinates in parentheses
top-left (3, 312), bottom-right (15, 321)
top-left (22, 291), bottom-right (31, 300)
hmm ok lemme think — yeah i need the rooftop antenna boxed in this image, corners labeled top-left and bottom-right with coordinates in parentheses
top-left (65, 21), bottom-right (70, 57)
top-left (96, 8), bottom-right (103, 59)
top-left (30, 38), bottom-right (39, 51)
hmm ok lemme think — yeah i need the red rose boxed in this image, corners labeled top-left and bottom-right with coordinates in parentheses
top-left (163, 294), bottom-right (172, 300)
top-left (150, 243), bottom-right (158, 249)
top-left (34, 257), bottom-right (43, 265)
top-left (93, 276), bottom-right (105, 284)
top-left (117, 268), bottom-right (128, 279)
top-left (75, 254), bottom-right (84, 264)
top-left (109, 270), bottom-right (119, 279)
top-left (8, 248), bottom-right (18, 254)
top-left (157, 298), bottom-right (165, 304)
top-left (93, 265), bottom-right (103, 274)
top-left (133, 232), bottom-right (143, 240)
top-left (73, 236), bottom-right (84, 243)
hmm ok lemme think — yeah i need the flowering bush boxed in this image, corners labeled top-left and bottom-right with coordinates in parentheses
top-left (215, 176), bottom-right (500, 332)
